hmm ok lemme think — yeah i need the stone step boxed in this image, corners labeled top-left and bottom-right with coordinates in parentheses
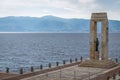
top-left (79, 60), bottom-right (117, 68)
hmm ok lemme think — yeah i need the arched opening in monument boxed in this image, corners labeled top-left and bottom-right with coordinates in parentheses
top-left (97, 22), bottom-right (102, 60)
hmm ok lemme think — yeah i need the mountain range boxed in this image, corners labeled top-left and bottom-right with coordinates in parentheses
top-left (0, 16), bottom-right (120, 33)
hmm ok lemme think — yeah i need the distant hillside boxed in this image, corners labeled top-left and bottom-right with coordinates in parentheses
top-left (0, 16), bottom-right (120, 33)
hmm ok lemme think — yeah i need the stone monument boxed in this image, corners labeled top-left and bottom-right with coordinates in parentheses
top-left (79, 12), bottom-right (116, 68)
top-left (90, 12), bottom-right (108, 61)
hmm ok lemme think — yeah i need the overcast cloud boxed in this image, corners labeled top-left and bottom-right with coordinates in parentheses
top-left (0, 0), bottom-right (119, 20)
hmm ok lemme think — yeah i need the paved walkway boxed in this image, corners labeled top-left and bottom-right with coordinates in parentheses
top-left (21, 65), bottom-right (107, 80)
top-left (1, 63), bottom-right (120, 80)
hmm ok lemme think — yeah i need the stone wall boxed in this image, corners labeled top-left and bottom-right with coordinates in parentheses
top-left (91, 65), bottom-right (120, 80)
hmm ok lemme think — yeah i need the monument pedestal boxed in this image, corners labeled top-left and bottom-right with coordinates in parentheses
top-left (79, 59), bottom-right (117, 69)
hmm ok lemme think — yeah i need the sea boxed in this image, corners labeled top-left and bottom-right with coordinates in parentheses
top-left (0, 33), bottom-right (119, 72)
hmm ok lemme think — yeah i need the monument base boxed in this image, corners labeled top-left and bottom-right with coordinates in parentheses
top-left (79, 59), bottom-right (117, 69)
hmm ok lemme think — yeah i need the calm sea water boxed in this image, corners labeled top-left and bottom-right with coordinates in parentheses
top-left (0, 33), bottom-right (119, 72)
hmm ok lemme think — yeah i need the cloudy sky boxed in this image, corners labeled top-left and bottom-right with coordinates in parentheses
top-left (0, 0), bottom-right (120, 20)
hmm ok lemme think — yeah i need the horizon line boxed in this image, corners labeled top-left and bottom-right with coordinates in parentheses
top-left (0, 32), bottom-right (119, 34)
top-left (0, 15), bottom-right (119, 21)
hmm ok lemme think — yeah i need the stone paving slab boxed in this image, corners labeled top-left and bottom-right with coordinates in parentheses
top-left (21, 65), bottom-right (106, 80)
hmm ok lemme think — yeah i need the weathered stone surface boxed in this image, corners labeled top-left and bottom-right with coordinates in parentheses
top-left (95, 51), bottom-right (99, 60)
top-left (91, 13), bottom-right (108, 21)
top-left (90, 12), bottom-right (108, 60)
top-left (80, 12), bottom-right (116, 68)
top-left (79, 60), bottom-right (117, 69)
top-left (21, 65), bottom-right (120, 80)
top-left (0, 73), bottom-right (19, 80)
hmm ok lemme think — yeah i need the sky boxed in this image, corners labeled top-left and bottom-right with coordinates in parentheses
top-left (0, 0), bottom-right (120, 20)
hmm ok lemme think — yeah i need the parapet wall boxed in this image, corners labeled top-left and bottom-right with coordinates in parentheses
top-left (91, 65), bottom-right (120, 80)
top-left (2, 62), bottom-right (81, 80)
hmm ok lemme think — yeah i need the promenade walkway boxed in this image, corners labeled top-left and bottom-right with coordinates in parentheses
top-left (21, 65), bottom-right (106, 80)
top-left (1, 62), bottom-right (120, 80)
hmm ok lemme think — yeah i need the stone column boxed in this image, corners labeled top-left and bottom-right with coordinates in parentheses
top-left (101, 19), bottom-right (108, 60)
top-left (90, 20), bottom-right (97, 60)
